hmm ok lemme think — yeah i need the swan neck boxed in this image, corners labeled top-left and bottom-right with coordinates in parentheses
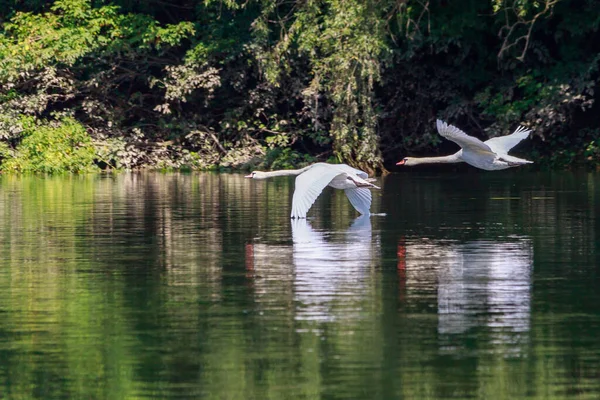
top-left (409, 155), bottom-right (461, 165)
top-left (260, 168), bottom-right (306, 178)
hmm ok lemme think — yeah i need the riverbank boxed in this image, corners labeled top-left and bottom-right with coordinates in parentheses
top-left (1, 0), bottom-right (599, 174)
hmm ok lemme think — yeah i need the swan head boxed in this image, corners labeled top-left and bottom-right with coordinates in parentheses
top-left (244, 171), bottom-right (268, 180)
top-left (396, 157), bottom-right (412, 166)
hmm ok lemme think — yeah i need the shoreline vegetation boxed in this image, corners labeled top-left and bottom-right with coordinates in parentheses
top-left (1, 0), bottom-right (599, 175)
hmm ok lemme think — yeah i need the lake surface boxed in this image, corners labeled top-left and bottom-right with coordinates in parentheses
top-left (0, 171), bottom-right (599, 399)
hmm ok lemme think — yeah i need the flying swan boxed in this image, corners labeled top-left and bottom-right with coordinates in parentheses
top-left (397, 119), bottom-right (533, 171)
top-left (245, 163), bottom-right (380, 219)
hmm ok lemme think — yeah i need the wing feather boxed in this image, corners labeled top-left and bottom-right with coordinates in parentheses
top-left (344, 188), bottom-right (372, 215)
top-left (291, 165), bottom-right (343, 219)
top-left (484, 126), bottom-right (531, 155)
top-left (436, 119), bottom-right (493, 153)
top-left (332, 163), bottom-right (369, 179)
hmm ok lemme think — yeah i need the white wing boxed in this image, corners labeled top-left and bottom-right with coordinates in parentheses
top-left (485, 126), bottom-right (531, 155)
top-left (330, 163), bottom-right (369, 179)
top-left (344, 188), bottom-right (372, 215)
top-left (436, 119), bottom-right (493, 153)
top-left (291, 164), bottom-right (344, 219)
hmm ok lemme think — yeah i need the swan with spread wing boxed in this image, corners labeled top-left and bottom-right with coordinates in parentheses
top-left (397, 119), bottom-right (533, 171)
top-left (245, 163), bottom-right (379, 219)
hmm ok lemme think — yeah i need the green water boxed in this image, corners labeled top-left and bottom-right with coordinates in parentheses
top-left (0, 171), bottom-right (598, 399)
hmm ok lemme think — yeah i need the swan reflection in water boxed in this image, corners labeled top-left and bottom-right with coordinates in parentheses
top-left (246, 216), bottom-right (379, 322)
top-left (397, 237), bottom-right (533, 354)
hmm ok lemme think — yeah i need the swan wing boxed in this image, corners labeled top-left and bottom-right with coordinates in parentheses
top-left (436, 119), bottom-right (493, 153)
top-left (291, 164), bottom-right (344, 219)
top-left (344, 188), bottom-right (372, 215)
top-left (332, 163), bottom-right (369, 179)
top-left (485, 126), bottom-right (531, 155)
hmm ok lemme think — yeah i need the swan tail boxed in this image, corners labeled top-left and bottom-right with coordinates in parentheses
top-left (355, 180), bottom-right (380, 189)
top-left (499, 155), bottom-right (533, 166)
top-left (360, 182), bottom-right (380, 189)
top-left (507, 160), bottom-right (533, 166)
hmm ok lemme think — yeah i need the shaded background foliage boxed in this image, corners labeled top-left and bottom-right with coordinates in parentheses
top-left (0, 0), bottom-right (599, 173)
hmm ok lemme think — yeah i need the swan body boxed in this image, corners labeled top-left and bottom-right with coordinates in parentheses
top-left (397, 119), bottom-right (533, 171)
top-left (245, 163), bottom-right (380, 219)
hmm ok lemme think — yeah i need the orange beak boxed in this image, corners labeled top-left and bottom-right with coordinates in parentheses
top-left (396, 160), bottom-right (406, 166)
top-left (244, 174), bottom-right (253, 178)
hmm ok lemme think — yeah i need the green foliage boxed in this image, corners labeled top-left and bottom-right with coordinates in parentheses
top-left (1, 0), bottom-right (600, 172)
top-left (0, 0), bottom-right (203, 172)
top-left (263, 147), bottom-right (316, 170)
top-left (0, 1), bottom-right (187, 82)
top-left (2, 117), bottom-right (97, 173)
top-left (0, 141), bottom-right (11, 161)
top-left (252, 0), bottom-right (391, 172)
top-left (531, 127), bottom-right (600, 169)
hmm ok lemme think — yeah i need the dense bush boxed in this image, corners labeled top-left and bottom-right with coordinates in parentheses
top-left (0, 0), bottom-right (599, 173)
top-left (2, 117), bottom-right (97, 173)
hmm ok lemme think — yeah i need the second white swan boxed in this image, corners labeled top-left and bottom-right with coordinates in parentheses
top-left (397, 119), bottom-right (533, 171)
top-left (245, 163), bottom-right (379, 219)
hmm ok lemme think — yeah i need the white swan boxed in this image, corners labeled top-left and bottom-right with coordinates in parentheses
top-left (245, 163), bottom-right (380, 219)
top-left (397, 119), bottom-right (533, 170)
